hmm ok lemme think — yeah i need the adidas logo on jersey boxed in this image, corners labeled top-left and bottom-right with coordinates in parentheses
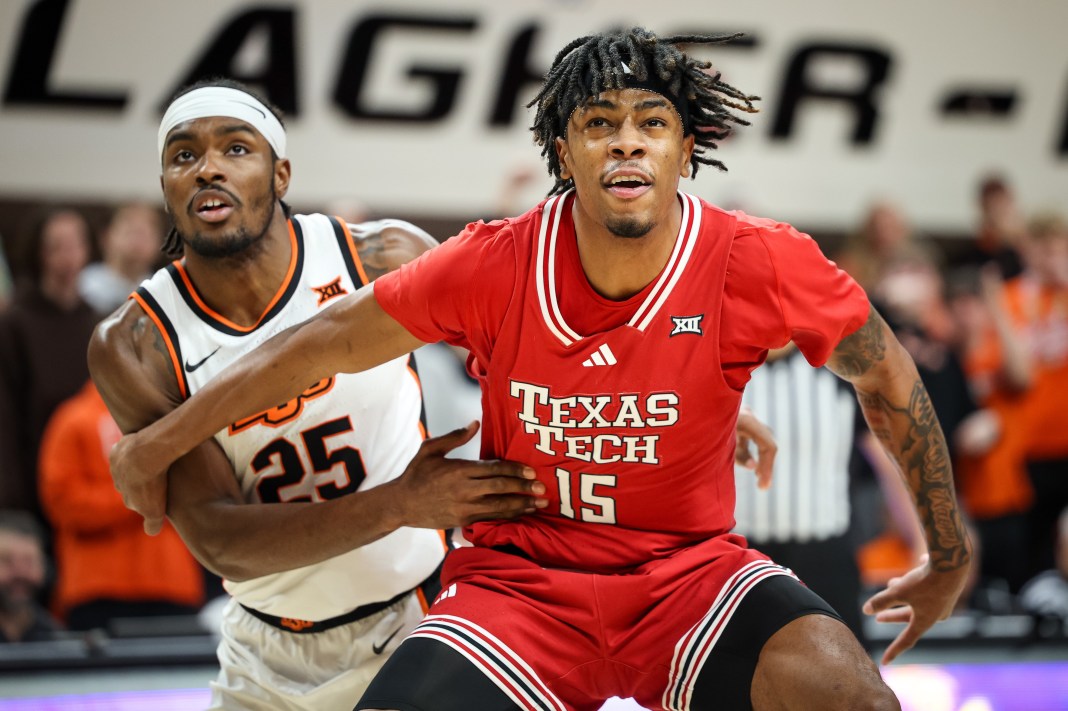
top-left (434, 583), bottom-right (458, 605)
top-left (582, 343), bottom-right (617, 367)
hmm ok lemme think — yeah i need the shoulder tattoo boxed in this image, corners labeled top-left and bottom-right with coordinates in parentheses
top-left (355, 231), bottom-right (390, 282)
top-left (131, 313), bottom-right (170, 365)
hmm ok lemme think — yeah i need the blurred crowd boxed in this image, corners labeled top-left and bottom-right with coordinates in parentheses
top-left (0, 172), bottom-right (1065, 649)
top-left (0, 203), bottom-right (206, 643)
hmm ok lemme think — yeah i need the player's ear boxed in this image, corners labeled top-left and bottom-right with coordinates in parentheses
top-left (679, 134), bottom-right (694, 178)
top-left (555, 137), bottom-right (572, 181)
top-left (274, 158), bottom-right (291, 198)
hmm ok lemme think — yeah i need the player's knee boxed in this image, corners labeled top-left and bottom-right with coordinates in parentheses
top-left (754, 613), bottom-right (900, 711)
top-left (835, 676), bottom-right (900, 711)
top-left (753, 664), bottom-right (900, 711)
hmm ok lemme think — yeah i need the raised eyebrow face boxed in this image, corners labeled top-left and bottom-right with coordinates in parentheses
top-left (163, 121), bottom-right (263, 156)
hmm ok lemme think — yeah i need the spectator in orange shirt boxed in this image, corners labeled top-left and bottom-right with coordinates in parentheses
top-left (950, 265), bottom-right (1034, 593)
top-left (38, 380), bottom-right (204, 631)
top-left (1006, 214), bottom-right (1068, 574)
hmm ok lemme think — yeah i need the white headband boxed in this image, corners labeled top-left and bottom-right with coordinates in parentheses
top-left (158, 87), bottom-right (286, 164)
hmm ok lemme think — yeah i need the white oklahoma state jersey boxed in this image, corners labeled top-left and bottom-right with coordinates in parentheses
top-left (134, 214), bottom-right (445, 621)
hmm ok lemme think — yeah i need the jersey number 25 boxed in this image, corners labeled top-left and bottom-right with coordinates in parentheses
top-left (252, 417), bottom-right (367, 503)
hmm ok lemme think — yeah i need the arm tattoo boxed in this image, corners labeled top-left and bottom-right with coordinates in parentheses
top-left (828, 305), bottom-right (886, 378)
top-left (858, 382), bottom-right (969, 572)
top-left (131, 315), bottom-right (147, 340)
top-left (131, 314), bottom-right (170, 364)
top-left (355, 232), bottom-right (390, 282)
top-left (149, 320), bottom-right (171, 362)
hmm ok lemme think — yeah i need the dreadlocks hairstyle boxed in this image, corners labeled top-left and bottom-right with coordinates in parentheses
top-left (528, 28), bottom-right (760, 196)
top-left (160, 77), bottom-right (292, 258)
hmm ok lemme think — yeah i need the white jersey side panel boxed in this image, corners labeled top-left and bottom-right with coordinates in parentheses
top-left (137, 213), bottom-right (444, 620)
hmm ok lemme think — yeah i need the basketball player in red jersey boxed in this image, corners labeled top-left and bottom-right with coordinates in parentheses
top-left (110, 31), bottom-right (970, 710)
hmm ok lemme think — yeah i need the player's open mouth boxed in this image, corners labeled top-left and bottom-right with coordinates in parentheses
top-left (193, 191), bottom-right (236, 223)
top-left (604, 171), bottom-right (652, 199)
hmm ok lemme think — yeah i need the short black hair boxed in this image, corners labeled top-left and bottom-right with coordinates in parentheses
top-left (160, 77), bottom-right (291, 258)
top-left (528, 28), bottom-right (759, 195)
top-left (0, 510), bottom-right (45, 545)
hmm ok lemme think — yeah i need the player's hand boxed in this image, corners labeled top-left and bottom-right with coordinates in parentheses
top-left (862, 553), bottom-right (972, 664)
top-left (110, 431), bottom-right (169, 535)
top-left (735, 406), bottom-right (776, 490)
top-left (390, 421), bottom-right (547, 528)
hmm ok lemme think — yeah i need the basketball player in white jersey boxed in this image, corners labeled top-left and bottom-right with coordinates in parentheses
top-left (86, 79), bottom-right (551, 709)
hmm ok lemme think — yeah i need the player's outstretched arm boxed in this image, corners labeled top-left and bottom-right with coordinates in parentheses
top-left (165, 421), bottom-right (545, 582)
top-left (826, 304), bottom-right (972, 664)
top-left (90, 298), bottom-right (546, 561)
top-left (102, 284), bottom-right (425, 524)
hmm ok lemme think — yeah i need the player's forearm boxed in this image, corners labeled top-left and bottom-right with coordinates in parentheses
top-left (828, 306), bottom-right (970, 572)
top-left (854, 355), bottom-right (971, 572)
top-left (857, 431), bottom-right (926, 552)
top-left (143, 287), bottom-right (421, 468)
top-left (174, 481), bottom-right (409, 582)
top-left (138, 320), bottom-right (325, 468)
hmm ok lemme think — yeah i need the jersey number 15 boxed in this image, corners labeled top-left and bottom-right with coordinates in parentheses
top-left (555, 467), bottom-right (618, 524)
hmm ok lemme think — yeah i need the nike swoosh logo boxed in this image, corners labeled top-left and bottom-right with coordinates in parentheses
top-left (238, 100), bottom-right (267, 119)
top-left (372, 626), bottom-right (404, 655)
top-left (184, 346), bottom-right (221, 373)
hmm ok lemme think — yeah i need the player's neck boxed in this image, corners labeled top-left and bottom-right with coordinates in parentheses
top-left (571, 198), bottom-right (682, 301)
top-left (181, 206), bottom-right (294, 327)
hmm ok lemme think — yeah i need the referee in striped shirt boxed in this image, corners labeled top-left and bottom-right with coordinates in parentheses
top-left (734, 342), bottom-right (866, 643)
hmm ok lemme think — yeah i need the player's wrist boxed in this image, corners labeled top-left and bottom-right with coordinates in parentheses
top-left (365, 480), bottom-right (410, 532)
top-left (925, 540), bottom-right (971, 573)
top-left (141, 416), bottom-right (187, 473)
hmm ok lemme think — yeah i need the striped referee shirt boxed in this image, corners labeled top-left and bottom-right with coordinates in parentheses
top-left (733, 347), bottom-right (856, 543)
